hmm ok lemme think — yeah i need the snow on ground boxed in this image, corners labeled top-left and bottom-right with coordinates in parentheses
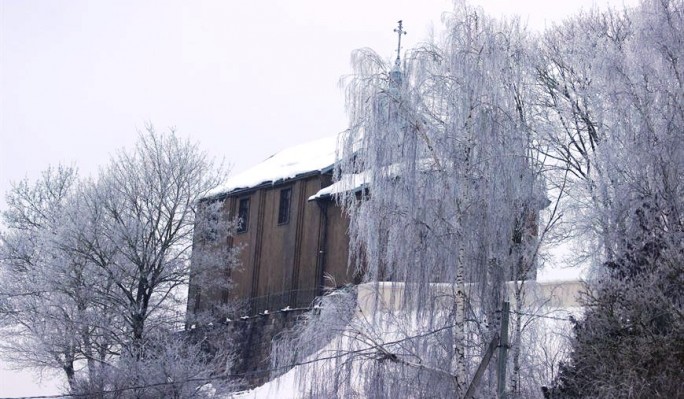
top-left (205, 135), bottom-right (340, 198)
top-left (226, 280), bottom-right (583, 399)
top-left (230, 368), bottom-right (299, 399)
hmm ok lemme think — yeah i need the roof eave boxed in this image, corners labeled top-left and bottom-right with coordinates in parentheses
top-left (204, 166), bottom-right (335, 202)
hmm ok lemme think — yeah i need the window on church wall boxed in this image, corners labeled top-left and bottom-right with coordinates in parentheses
top-left (237, 197), bottom-right (250, 233)
top-left (277, 188), bottom-right (292, 225)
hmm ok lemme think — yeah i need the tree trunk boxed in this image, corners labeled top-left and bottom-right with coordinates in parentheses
top-left (455, 246), bottom-right (467, 396)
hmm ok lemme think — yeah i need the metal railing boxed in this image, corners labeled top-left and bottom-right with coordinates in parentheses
top-left (237, 288), bottom-right (321, 316)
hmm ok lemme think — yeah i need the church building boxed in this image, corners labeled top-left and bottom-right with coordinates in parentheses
top-left (187, 135), bottom-right (357, 320)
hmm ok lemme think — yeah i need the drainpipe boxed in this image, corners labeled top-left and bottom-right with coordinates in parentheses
top-left (315, 199), bottom-right (329, 296)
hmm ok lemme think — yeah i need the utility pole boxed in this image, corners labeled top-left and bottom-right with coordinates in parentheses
top-left (464, 332), bottom-right (499, 399)
top-left (497, 301), bottom-right (510, 399)
top-left (464, 300), bottom-right (511, 399)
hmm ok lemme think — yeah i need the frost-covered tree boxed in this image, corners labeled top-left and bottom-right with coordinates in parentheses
top-left (0, 127), bottom-right (237, 395)
top-left (82, 127), bottom-right (228, 352)
top-left (0, 165), bottom-right (100, 388)
top-left (69, 328), bottom-right (236, 399)
top-left (539, 1), bottom-right (684, 397)
top-left (276, 4), bottom-right (549, 398)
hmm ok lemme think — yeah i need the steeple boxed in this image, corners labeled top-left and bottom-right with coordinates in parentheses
top-left (393, 20), bottom-right (406, 68)
top-left (390, 20), bottom-right (406, 91)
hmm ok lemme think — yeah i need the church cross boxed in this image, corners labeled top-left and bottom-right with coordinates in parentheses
top-left (394, 20), bottom-right (406, 67)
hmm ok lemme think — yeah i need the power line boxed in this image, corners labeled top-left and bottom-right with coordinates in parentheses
top-left (1, 308), bottom-right (578, 399)
top-left (509, 309), bottom-right (576, 322)
top-left (0, 345), bottom-right (384, 399)
top-left (0, 324), bottom-right (456, 399)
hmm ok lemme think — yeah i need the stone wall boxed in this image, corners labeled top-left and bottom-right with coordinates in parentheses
top-left (187, 307), bottom-right (310, 390)
top-left (230, 308), bottom-right (309, 387)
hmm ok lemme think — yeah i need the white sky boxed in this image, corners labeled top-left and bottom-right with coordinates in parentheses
top-left (0, 0), bottom-right (637, 396)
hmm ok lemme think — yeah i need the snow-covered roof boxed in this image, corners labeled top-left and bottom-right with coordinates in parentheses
top-left (309, 172), bottom-right (369, 200)
top-left (205, 135), bottom-right (340, 198)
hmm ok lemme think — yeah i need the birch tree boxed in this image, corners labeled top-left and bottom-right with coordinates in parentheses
top-left (276, 4), bottom-right (548, 397)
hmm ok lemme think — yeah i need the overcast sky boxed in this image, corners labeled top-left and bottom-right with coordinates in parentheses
top-left (1, 0), bottom-right (638, 206)
top-left (0, 0), bottom-right (637, 395)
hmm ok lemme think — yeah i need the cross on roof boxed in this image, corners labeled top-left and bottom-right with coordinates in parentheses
top-left (394, 20), bottom-right (406, 67)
